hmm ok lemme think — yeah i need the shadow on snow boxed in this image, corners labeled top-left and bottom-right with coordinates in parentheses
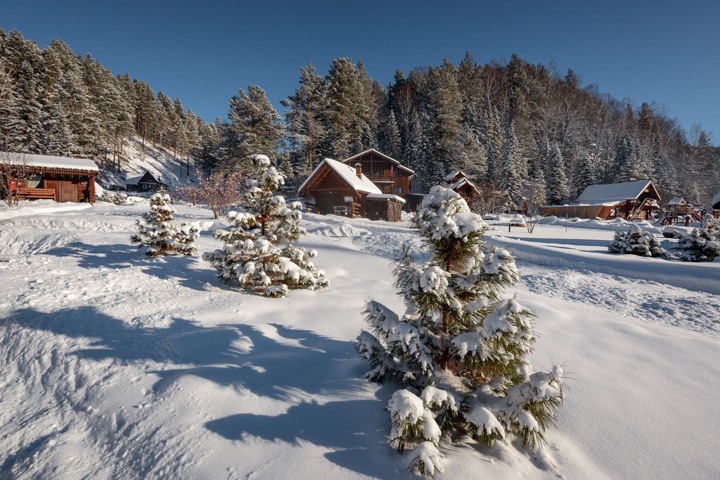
top-left (2, 306), bottom-right (399, 478)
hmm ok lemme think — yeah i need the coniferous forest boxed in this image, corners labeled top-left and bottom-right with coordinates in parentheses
top-left (1, 29), bottom-right (718, 210)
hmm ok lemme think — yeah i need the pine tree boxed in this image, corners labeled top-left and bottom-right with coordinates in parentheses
top-left (131, 193), bottom-right (199, 257)
top-left (357, 186), bottom-right (565, 476)
top-left (203, 154), bottom-right (328, 297)
top-left (608, 224), bottom-right (666, 257)
top-left (282, 64), bottom-right (328, 176)
top-left (226, 84), bottom-right (284, 169)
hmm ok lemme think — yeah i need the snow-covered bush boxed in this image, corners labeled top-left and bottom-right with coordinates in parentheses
top-left (101, 191), bottom-right (129, 205)
top-left (608, 224), bottom-right (666, 257)
top-left (203, 154), bottom-right (328, 297)
top-left (131, 193), bottom-right (199, 257)
top-left (675, 215), bottom-right (720, 262)
top-left (356, 186), bottom-right (565, 477)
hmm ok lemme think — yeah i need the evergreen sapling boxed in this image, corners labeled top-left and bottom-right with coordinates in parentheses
top-left (356, 186), bottom-right (564, 477)
top-left (131, 193), bottom-right (199, 257)
top-left (203, 154), bottom-right (328, 297)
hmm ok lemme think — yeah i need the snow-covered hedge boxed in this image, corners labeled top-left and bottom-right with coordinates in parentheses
top-left (608, 224), bottom-right (666, 258)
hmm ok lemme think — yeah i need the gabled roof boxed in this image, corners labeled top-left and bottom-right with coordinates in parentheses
top-left (342, 149), bottom-right (415, 175)
top-left (126, 171), bottom-right (165, 186)
top-left (575, 180), bottom-right (658, 205)
top-left (668, 197), bottom-right (686, 206)
top-left (712, 192), bottom-right (720, 210)
top-left (298, 158), bottom-right (382, 195)
top-left (0, 151), bottom-right (98, 172)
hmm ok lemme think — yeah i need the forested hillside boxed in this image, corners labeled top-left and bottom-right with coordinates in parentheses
top-left (0, 29), bottom-right (218, 176)
top-left (1, 28), bottom-right (717, 209)
top-left (282, 54), bottom-right (719, 209)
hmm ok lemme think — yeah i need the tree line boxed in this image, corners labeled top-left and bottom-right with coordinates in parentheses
top-left (1, 28), bottom-right (717, 209)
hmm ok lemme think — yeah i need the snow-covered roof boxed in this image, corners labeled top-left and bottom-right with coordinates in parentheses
top-left (0, 151), bottom-right (99, 172)
top-left (575, 180), bottom-right (655, 205)
top-left (366, 193), bottom-right (406, 203)
top-left (342, 148), bottom-right (415, 174)
top-left (445, 170), bottom-right (465, 181)
top-left (299, 158), bottom-right (381, 195)
top-left (668, 197), bottom-right (686, 205)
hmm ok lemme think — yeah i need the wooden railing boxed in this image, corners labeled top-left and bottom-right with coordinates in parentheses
top-left (16, 187), bottom-right (56, 200)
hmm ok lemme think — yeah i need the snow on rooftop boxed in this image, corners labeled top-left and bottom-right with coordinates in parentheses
top-left (299, 158), bottom-right (381, 194)
top-left (712, 192), bottom-right (720, 208)
top-left (575, 180), bottom-right (653, 205)
top-left (366, 193), bottom-right (406, 203)
top-left (0, 151), bottom-right (99, 172)
top-left (668, 197), bottom-right (686, 205)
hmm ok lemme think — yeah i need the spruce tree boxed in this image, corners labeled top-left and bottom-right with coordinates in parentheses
top-left (357, 186), bottom-right (565, 476)
top-left (131, 193), bottom-right (199, 257)
top-left (203, 154), bottom-right (328, 297)
top-left (501, 121), bottom-right (524, 209)
top-left (546, 141), bottom-right (570, 204)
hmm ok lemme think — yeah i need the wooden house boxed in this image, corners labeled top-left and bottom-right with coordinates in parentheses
top-left (0, 151), bottom-right (98, 203)
top-left (125, 171), bottom-right (167, 192)
top-left (298, 157), bottom-right (406, 221)
top-left (712, 192), bottom-right (720, 218)
top-left (445, 171), bottom-right (481, 210)
top-left (342, 149), bottom-right (414, 199)
top-left (542, 180), bottom-right (661, 220)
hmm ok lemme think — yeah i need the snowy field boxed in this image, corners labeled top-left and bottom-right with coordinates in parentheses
top-left (1, 200), bottom-right (719, 479)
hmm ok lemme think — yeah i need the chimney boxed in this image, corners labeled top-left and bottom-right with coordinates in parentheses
top-left (355, 163), bottom-right (362, 179)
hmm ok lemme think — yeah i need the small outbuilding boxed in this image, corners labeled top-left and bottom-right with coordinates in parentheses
top-left (0, 151), bottom-right (98, 203)
top-left (712, 192), bottom-right (720, 218)
top-left (298, 157), bottom-right (406, 221)
top-left (543, 180), bottom-right (661, 220)
top-left (125, 171), bottom-right (167, 192)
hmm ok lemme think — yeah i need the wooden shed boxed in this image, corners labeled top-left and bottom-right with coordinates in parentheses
top-left (298, 157), bottom-right (406, 221)
top-left (543, 180), bottom-right (661, 220)
top-left (0, 151), bottom-right (98, 203)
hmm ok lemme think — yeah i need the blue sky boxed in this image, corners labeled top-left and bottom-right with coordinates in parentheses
top-left (2, 0), bottom-right (719, 145)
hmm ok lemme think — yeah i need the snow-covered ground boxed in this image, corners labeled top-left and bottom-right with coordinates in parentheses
top-left (1, 200), bottom-right (719, 479)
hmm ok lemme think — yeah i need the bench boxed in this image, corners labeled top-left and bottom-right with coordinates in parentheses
top-left (16, 187), bottom-right (56, 200)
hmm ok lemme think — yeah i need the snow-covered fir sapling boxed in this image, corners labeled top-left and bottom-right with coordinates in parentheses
top-left (203, 154), bottom-right (328, 297)
top-left (675, 214), bottom-right (720, 262)
top-left (356, 185), bottom-right (565, 478)
top-left (131, 193), bottom-right (199, 257)
top-left (608, 224), bottom-right (667, 257)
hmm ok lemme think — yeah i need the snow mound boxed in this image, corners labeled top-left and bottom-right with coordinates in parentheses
top-left (0, 229), bottom-right (80, 255)
top-left (311, 223), bottom-right (372, 237)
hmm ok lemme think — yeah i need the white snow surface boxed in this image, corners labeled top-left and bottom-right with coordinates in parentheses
top-left (1, 204), bottom-right (719, 480)
top-left (0, 151), bottom-right (99, 172)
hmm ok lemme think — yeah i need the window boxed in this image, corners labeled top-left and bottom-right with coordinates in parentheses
top-left (395, 186), bottom-right (403, 195)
